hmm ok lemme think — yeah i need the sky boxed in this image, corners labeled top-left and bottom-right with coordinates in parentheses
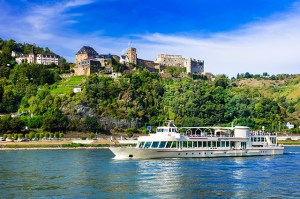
top-left (0, 0), bottom-right (300, 77)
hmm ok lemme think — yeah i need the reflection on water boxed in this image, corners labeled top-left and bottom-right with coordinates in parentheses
top-left (0, 147), bottom-right (300, 198)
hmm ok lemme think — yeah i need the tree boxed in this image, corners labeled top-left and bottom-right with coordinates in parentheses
top-left (10, 117), bottom-right (25, 133)
top-left (0, 116), bottom-right (10, 134)
top-left (83, 116), bottom-right (101, 133)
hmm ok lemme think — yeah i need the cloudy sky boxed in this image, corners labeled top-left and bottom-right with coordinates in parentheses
top-left (0, 0), bottom-right (299, 77)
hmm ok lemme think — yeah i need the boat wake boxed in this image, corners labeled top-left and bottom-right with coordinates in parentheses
top-left (285, 152), bottom-right (300, 155)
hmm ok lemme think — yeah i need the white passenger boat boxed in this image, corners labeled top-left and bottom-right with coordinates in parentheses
top-left (109, 121), bottom-right (284, 159)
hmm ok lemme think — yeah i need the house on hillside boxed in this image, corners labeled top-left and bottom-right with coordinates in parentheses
top-left (12, 47), bottom-right (60, 65)
top-left (73, 86), bottom-right (82, 93)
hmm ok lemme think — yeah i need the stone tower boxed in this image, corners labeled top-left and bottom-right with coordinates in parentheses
top-left (127, 48), bottom-right (137, 65)
top-left (28, 47), bottom-right (36, 63)
top-left (75, 46), bottom-right (98, 64)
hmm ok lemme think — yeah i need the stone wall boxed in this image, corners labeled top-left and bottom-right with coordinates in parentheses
top-left (75, 54), bottom-right (88, 64)
top-left (184, 58), bottom-right (204, 74)
top-left (155, 54), bottom-right (184, 67)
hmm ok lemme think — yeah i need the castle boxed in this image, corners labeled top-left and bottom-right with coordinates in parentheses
top-left (12, 48), bottom-right (60, 65)
top-left (73, 45), bottom-right (205, 76)
top-left (74, 46), bottom-right (113, 76)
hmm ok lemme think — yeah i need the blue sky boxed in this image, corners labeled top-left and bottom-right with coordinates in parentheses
top-left (0, 0), bottom-right (299, 76)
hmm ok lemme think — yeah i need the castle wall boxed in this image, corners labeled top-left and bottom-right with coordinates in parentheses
top-left (155, 54), bottom-right (184, 67)
top-left (75, 54), bottom-right (88, 64)
top-left (184, 58), bottom-right (204, 74)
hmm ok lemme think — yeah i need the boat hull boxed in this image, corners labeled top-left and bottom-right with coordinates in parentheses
top-left (109, 147), bottom-right (284, 159)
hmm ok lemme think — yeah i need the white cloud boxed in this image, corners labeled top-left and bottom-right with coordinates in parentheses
top-left (134, 12), bottom-right (300, 77)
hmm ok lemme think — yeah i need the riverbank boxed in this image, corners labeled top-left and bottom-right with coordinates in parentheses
top-left (0, 140), bottom-right (299, 150)
top-left (0, 139), bottom-right (135, 150)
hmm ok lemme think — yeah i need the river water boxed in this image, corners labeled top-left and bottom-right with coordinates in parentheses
top-left (0, 147), bottom-right (299, 198)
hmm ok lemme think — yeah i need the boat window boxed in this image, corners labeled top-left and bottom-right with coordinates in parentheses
top-left (198, 141), bottom-right (202, 148)
top-left (163, 128), bottom-right (169, 133)
top-left (257, 137), bottom-right (261, 142)
top-left (203, 141), bottom-right (207, 147)
top-left (208, 141), bottom-right (212, 147)
top-left (212, 141), bottom-right (216, 147)
top-left (159, 141), bottom-right (167, 148)
top-left (144, 142), bottom-right (151, 148)
top-left (241, 142), bottom-right (247, 149)
top-left (226, 141), bottom-right (229, 147)
top-left (193, 141), bottom-right (198, 148)
top-left (166, 141), bottom-right (172, 148)
top-left (261, 137), bottom-right (265, 142)
top-left (221, 141), bottom-right (225, 147)
top-left (183, 141), bottom-right (187, 148)
top-left (254, 137), bottom-right (257, 142)
top-left (188, 141), bottom-right (193, 148)
top-left (271, 137), bottom-right (276, 144)
top-left (171, 141), bottom-right (177, 148)
top-left (217, 141), bottom-right (220, 147)
top-left (151, 142), bottom-right (159, 148)
top-left (139, 142), bottom-right (145, 148)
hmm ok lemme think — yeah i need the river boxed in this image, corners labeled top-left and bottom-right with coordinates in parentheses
top-left (0, 146), bottom-right (299, 198)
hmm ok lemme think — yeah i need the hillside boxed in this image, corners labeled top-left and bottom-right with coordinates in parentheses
top-left (0, 38), bottom-right (299, 136)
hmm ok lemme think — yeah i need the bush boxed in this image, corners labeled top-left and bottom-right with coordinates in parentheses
top-left (89, 132), bottom-right (95, 140)
top-left (125, 127), bottom-right (138, 134)
top-left (113, 127), bottom-right (124, 132)
top-left (18, 133), bottom-right (23, 140)
top-left (125, 127), bottom-right (138, 138)
top-left (29, 132), bottom-right (35, 139)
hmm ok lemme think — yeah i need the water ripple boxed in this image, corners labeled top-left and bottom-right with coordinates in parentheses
top-left (0, 147), bottom-right (299, 198)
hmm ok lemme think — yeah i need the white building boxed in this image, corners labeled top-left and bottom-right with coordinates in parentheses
top-left (286, 122), bottom-right (294, 129)
top-left (12, 48), bottom-right (60, 65)
top-left (73, 86), bottom-right (82, 93)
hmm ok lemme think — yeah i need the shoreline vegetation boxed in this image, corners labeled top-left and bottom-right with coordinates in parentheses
top-left (0, 140), bottom-right (299, 150)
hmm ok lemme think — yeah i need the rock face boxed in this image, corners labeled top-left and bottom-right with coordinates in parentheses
top-left (61, 102), bottom-right (94, 119)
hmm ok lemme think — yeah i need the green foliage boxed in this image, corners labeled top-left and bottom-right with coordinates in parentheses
top-left (125, 127), bottom-right (138, 137)
top-left (89, 132), bottom-right (95, 139)
top-left (10, 117), bottom-right (25, 133)
top-left (165, 66), bottom-right (182, 77)
top-left (113, 127), bottom-right (124, 132)
top-left (83, 116), bottom-right (102, 133)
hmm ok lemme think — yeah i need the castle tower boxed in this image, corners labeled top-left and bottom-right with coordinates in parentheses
top-left (28, 46), bottom-right (36, 63)
top-left (127, 48), bottom-right (137, 65)
top-left (75, 46), bottom-right (98, 64)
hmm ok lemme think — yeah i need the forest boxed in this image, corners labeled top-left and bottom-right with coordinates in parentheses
top-left (0, 38), bottom-right (299, 137)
